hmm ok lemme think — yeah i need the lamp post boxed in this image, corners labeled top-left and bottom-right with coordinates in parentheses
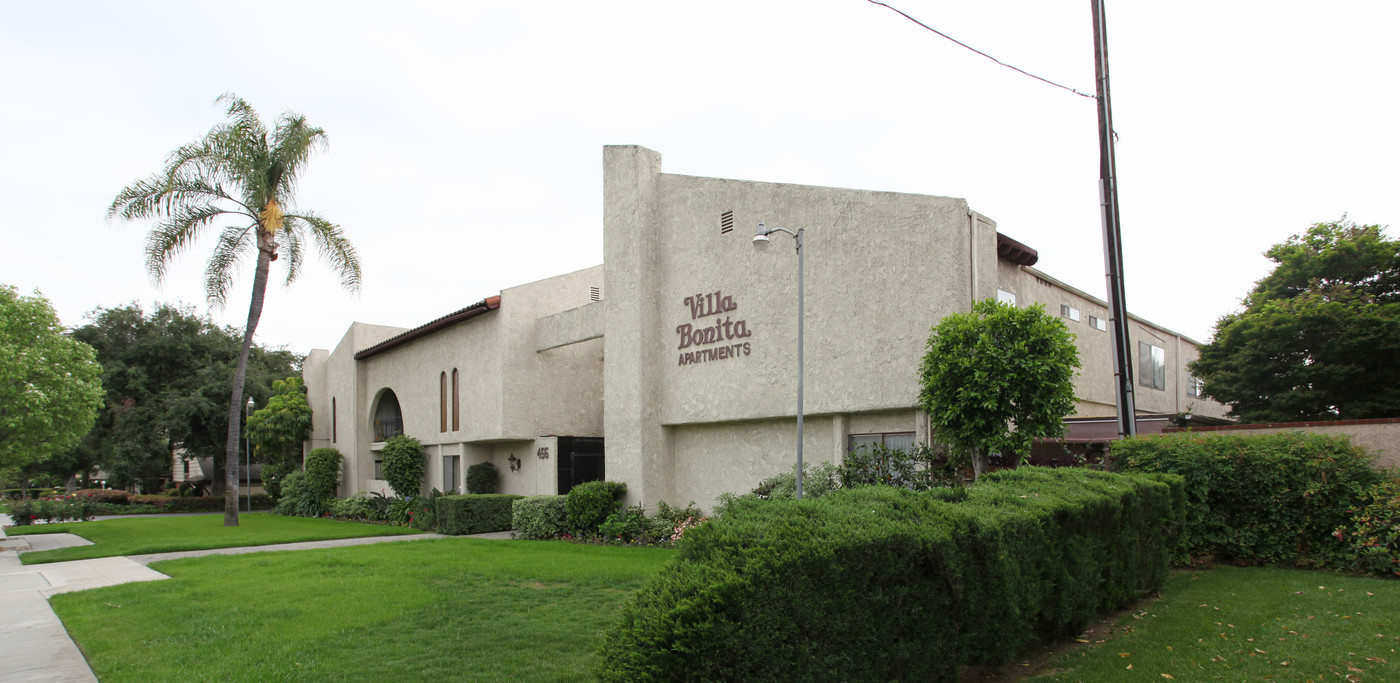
top-left (245, 396), bottom-right (255, 513)
top-left (754, 221), bottom-right (806, 499)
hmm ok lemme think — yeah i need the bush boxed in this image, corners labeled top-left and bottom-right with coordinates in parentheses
top-left (599, 505), bottom-right (653, 544)
top-left (565, 480), bottom-right (627, 537)
top-left (381, 435), bottom-right (425, 498)
top-left (1334, 480), bottom-right (1400, 576)
top-left (466, 461), bottom-right (499, 494)
top-left (71, 488), bottom-right (130, 505)
top-left (261, 463), bottom-right (290, 501)
top-left (597, 468), bottom-right (1180, 681)
top-left (7, 498), bottom-right (93, 525)
top-left (272, 471), bottom-right (327, 517)
top-left (328, 493), bottom-right (382, 521)
top-left (512, 496), bottom-right (569, 540)
top-left (747, 462), bottom-right (842, 501)
top-left (304, 448), bottom-right (344, 499)
top-left (434, 494), bottom-right (523, 535)
top-left (1112, 432), bottom-right (1381, 567)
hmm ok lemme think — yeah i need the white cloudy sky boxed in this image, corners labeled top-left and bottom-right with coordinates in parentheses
top-left (3, 1), bottom-right (1396, 355)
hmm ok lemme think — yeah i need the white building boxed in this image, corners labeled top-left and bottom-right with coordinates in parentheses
top-left (303, 145), bottom-right (1225, 509)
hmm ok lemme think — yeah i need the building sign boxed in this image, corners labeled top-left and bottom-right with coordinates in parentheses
top-left (676, 290), bottom-right (751, 366)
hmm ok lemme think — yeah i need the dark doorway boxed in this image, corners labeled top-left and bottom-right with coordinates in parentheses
top-left (556, 436), bottom-right (605, 495)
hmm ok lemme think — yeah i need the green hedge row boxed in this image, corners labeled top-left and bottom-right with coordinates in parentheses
top-left (433, 494), bottom-right (523, 535)
top-left (7, 495), bottom-right (274, 525)
top-left (597, 467), bottom-right (1182, 682)
top-left (1111, 432), bottom-right (1381, 566)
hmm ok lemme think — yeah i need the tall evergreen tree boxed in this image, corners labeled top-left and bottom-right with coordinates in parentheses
top-left (109, 95), bottom-right (359, 525)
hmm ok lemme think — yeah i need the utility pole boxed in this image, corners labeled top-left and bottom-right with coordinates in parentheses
top-left (1092, 0), bottom-right (1137, 437)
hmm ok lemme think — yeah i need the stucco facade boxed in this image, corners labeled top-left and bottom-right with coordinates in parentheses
top-left (303, 145), bottom-right (1225, 509)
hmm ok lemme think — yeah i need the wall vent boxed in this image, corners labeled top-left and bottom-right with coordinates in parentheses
top-left (720, 210), bottom-right (734, 234)
top-left (589, 286), bottom-right (601, 302)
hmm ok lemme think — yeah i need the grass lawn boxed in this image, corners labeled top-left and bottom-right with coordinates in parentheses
top-left (1029, 566), bottom-right (1400, 681)
top-left (13, 512), bottom-right (421, 564)
top-left (50, 538), bottom-right (673, 682)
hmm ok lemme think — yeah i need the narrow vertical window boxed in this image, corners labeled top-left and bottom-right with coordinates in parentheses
top-left (451, 369), bottom-right (460, 431)
top-left (439, 371), bottom-right (447, 433)
top-left (331, 397), bottom-right (337, 443)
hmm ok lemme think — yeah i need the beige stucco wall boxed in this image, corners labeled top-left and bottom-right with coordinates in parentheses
top-left (996, 263), bottom-right (1228, 420)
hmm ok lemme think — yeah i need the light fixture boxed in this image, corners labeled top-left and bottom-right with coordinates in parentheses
top-left (753, 220), bottom-right (807, 498)
top-left (508, 454), bottom-right (521, 471)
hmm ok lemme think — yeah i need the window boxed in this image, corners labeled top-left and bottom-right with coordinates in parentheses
top-left (849, 432), bottom-right (916, 454)
top-left (1186, 373), bottom-right (1203, 398)
top-left (451, 369), bottom-right (460, 431)
top-left (1138, 341), bottom-right (1166, 390)
top-left (1088, 315), bottom-right (1107, 331)
top-left (374, 459), bottom-right (384, 480)
top-left (373, 390), bottom-right (403, 441)
top-left (996, 289), bottom-right (1017, 306)
top-left (332, 397), bottom-right (337, 443)
top-left (439, 372), bottom-right (447, 433)
top-left (1060, 304), bottom-right (1081, 322)
top-left (443, 455), bottom-right (460, 494)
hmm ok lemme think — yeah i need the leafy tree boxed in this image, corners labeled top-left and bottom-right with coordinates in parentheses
top-left (918, 299), bottom-right (1080, 479)
top-left (380, 435), bottom-right (425, 498)
top-left (67, 303), bottom-right (298, 492)
top-left (109, 94), bottom-right (360, 525)
top-left (0, 286), bottom-right (103, 477)
top-left (1191, 219), bottom-right (1400, 422)
top-left (247, 376), bottom-right (313, 498)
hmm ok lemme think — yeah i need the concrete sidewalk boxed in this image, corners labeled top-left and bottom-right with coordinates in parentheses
top-left (0, 514), bottom-right (475, 682)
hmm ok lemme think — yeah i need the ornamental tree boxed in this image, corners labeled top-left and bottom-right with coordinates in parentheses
top-left (381, 434), bottom-right (425, 498)
top-left (1191, 219), bottom-right (1400, 422)
top-left (247, 376), bottom-right (313, 497)
top-left (917, 298), bottom-right (1080, 479)
top-left (0, 286), bottom-right (104, 474)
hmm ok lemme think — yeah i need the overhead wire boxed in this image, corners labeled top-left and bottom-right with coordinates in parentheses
top-left (866, 0), bottom-right (1097, 101)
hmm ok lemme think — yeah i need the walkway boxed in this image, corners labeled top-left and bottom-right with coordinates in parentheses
top-left (0, 514), bottom-right (492, 682)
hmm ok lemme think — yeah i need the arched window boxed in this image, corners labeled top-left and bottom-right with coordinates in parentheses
top-left (451, 369), bottom-right (460, 431)
top-left (373, 390), bottom-right (403, 442)
top-left (439, 372), bottom-right (447, 433)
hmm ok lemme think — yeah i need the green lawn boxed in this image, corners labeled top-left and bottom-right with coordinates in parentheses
top-left (14, 512), bottom-right (420, 564)
top-left (50, 538), bottom-right (673, 682)
top-left (1030, 566), bottom-right (1400, 681)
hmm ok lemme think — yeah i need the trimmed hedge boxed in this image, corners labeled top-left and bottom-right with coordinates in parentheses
top-left (6, 495), bottom-right (274, 524)
top-left (466, 461), bottom-right (499, 494)
top-left (596, 468), bottom-right (1182, 682)
top-left (512, 495), bottom-right (568, 539)
top-left (1112, 432), bottom-right (1382, 566)
top-left (565, 480), bottom-right (627, 537)
top-left (434, 494), bottom-right (523, 535)
top-left (304, 448), bottom-right (344, 499)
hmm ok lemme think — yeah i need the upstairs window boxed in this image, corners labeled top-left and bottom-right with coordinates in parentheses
top-left (1138, 342), bottom-right (1166, 390)
top-left (1088, 315), bottom-right (1108, 331)
top-left (996, 289), bottom-right (1017, 306)
top-left (1186, 373), bottom-right (1203, 398)
top-left (1060, 304), bottom-right (1081, 322)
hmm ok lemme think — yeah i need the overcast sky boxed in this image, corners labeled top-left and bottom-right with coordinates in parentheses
top-left (4, 1), bottom-right (1396, 356)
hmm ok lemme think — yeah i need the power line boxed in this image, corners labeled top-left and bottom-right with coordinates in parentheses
top-left (867, 0), bottom-right (1096, 101)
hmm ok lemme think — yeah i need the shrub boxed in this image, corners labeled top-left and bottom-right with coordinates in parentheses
top-left (466, 461), bottom-right (499, 494)
top-left (381, 435), bottom-right (425, 498)
top-left (71, 488), bottom-right (130, 505)
top-left (748, 462), bottom-right (842, 501)
top-left (565, 480), bottom-right (627, 537)
top-left (512, 496), bottom-right (569, 540)
top-left (261, 463), bottom-right (290, 501)
top-left (304, 448), bottom-right (344, 499)
top-left (840, 443), bottom-right (959, 490)
top-left (7, 498), bottom-right (93, 525)
top-left (273, 471), bottom-right (307, 516)
top-left (599, 505), bottom-right (653, 543)
top-left (1112, 432), bottom-right (1381, 567)
top-left (596, 468), bottom-right (1180, 681)
top-left (1334, 480), bottom-right (1400, 576)
top-left (329, 493), bottom-right (382, 521)
top-left (434, 494), bottom-right (523, 535)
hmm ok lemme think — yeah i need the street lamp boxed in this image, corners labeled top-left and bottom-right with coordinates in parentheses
top-left (245, 396), bottom-right (255, 513)
top-left (754, 221), bottom-right (806, 499)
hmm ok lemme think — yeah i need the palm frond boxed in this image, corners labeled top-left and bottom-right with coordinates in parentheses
top-left (144, 205), bottom-right (245, 284)
top-left (109, 172), bottom-right (245, 222)
top-left (278, 225), bottom-right (305, 287)
top-left (203, 224), bottom-right (256, 309)
top-left (269, 113), bottom-right (328, 200)
top-left (288, 212), bottom-right (362, 294)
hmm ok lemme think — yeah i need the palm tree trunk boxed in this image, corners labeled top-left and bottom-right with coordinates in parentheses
top-left (223, 247), bottom-right (274, 526)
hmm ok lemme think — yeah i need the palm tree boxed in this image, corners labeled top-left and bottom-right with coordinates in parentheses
top-left (110, 94), bottom-right (360, 526)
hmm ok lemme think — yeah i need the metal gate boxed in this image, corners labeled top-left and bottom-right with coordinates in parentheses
top-left (556, 436), bottom-right (605, 495)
